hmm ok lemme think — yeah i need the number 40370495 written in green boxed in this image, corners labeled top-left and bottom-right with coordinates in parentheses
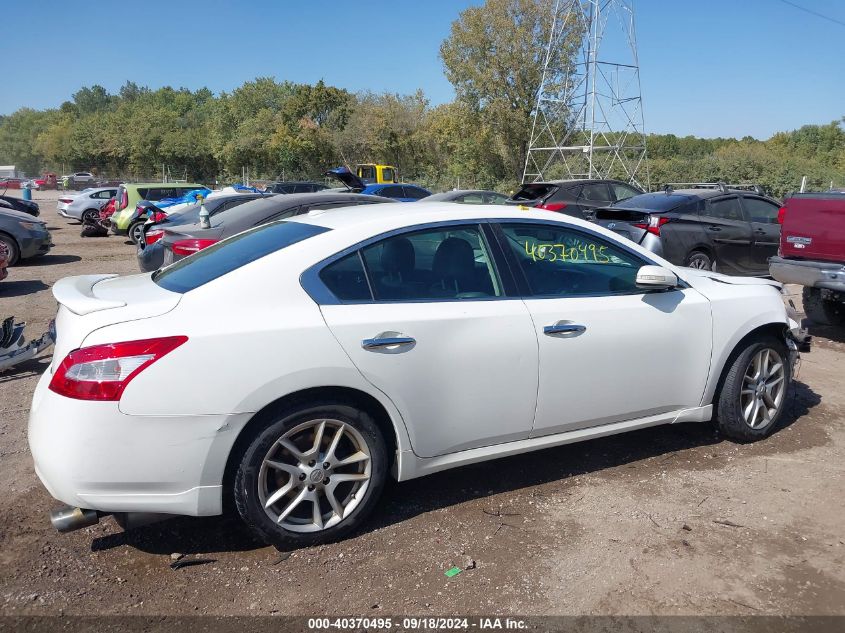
top-left (525, 241), bottom-right (610, 263)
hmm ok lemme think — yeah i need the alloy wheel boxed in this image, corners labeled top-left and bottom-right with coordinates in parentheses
top-left (688, 254), bottom-right (711, 270)
top-left (130, 223), bottom-right (144, 244)
top-left (740, 348), bottom-right (785, 429)
top-left (258, 419), bottom-right (371, 533)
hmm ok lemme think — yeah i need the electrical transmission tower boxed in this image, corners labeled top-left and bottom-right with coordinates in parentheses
top-left (523, 0), bottom-right (649, 189)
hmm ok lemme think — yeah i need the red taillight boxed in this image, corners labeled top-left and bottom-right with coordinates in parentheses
top-left (145, 229), bottom-right (164, 245)
top-left (48, 336), bottom-right (187, 401)
top-left (152, 211), bottom-right (168, 222)
top-left (118, 189), bottom-right (128, 211)
top-left (777, 206), bottom-right (786, 224)
top-left (59, 198), bottom-right (73, 204)
top-left (536, 202), bottom-right (568, 212)
top-left (633, 216), bottom-right (670, 236)
top-left (171, 238), bottom-right (218, 256)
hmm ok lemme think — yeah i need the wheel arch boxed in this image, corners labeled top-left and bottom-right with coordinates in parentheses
top-left (704, 321), bottom-right (789, 407)
top-left (221, 385), bottom-right (403, 510)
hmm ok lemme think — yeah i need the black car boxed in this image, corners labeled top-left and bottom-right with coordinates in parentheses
top-left (137, 193), bottom-right (274, 270)
top-left (506, 179), bottom-right (643, 218)
top-left (0, 195), bottom-right (39, 217)
top-left (138, 192), bottom-right (390, 272)
top-left (594, 184), bottom-right (781, 276)
top-left (264, 181), bottom-right (329, 194)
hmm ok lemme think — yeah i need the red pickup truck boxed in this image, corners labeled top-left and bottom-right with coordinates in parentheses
top-left (769, 192), bottom-right (845, 326)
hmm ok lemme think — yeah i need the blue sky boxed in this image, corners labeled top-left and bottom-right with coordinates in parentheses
top-left (2, 0), bottom-right (843, 139)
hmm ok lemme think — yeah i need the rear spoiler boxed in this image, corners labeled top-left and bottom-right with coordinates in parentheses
top-left (52, 274), bottom-right (125, 316)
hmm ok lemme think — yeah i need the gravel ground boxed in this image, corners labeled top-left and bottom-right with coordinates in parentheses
top-left (0, 189), bottom-right (843, 616)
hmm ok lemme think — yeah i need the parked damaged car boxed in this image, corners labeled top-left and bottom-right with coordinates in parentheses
top-left (32, 203), bottom-right (806, 548)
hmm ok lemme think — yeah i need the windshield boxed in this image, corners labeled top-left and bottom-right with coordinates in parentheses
top-left (153, 221), bottom-right (329, 293)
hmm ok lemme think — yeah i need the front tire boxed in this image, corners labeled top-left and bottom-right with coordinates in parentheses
top-left (0, 233), bottom-right (20, 266)
top-left (234, 402), bottom-right (388, 548)
top-left (715, 336), bottom-right (790, 442)
top-left (81, 209), bottom-right (100, 224)
top-left (802, 287), bottom-right (844, 326)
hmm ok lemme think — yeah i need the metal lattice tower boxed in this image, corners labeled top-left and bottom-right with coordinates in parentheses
top-left (522, 0), bottom-right (649, 188)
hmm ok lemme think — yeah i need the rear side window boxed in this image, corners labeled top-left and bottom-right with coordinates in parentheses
top-left (579, 183), bottom-right (611, 202)
top-left (403, 186), bottom-right (429, 200)
top-left (706, 197), bottom-right (744, 221)
top-left (154, 221), bottom-right (329, 293)
top-left (382, 168), bottom-right (395, 182)
top-left (511, 184), bottom-right (557, 202)
top-left (381, 186), bottom-right (406, 198)
top-left (320, 253), bottom-right (371, 301)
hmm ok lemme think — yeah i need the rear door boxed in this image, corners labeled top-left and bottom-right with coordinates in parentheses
top-left (700, 196), bottom-right (755, 275)
top-left (317, 223), bottom-right (539, 457)
top-left (740, 195), bottom-right (781, 273)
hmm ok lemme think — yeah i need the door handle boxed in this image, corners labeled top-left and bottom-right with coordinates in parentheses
top-left (707, 225), bottom-right (722, 232)
top-left (544, 323), bottom-right (587, 336)
top-left (361, 336), bottom-right (416, 350)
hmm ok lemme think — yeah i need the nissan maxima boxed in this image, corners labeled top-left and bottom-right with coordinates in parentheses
top-left (29, 203), bottom-right (806, 546)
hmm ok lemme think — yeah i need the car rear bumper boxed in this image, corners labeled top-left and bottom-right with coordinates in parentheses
top-left (769, 256), bottom-right (845, 292)
top-left (27, 370), bottom-right (251, 517)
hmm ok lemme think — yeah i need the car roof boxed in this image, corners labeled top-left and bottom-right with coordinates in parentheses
top-left (527, 179), bottom-right (631, 187)
top-left (121, 182), bottom-right (205, 188)
top-left (290, 201), bottom-right (601, 234)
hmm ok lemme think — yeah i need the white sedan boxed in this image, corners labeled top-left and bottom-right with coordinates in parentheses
top-left (29, 203), bottom-right (803, 546)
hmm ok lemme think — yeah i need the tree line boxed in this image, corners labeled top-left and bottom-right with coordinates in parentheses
top-left (0, 0), bottom-right (843, 198)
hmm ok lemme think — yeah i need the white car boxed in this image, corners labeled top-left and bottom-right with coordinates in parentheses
top-left (29, 204), bottom-right (803, 546)
top-left (58, 187), bottom-right (117, 222)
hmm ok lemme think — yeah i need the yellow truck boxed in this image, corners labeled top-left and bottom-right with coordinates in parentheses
top-left (356, 164), bottom-right (398, 185)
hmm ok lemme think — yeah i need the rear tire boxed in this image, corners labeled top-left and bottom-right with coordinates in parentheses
top-left (234, 402), bottom-right (388, 548)
top-left (715, 336), bottom-right (790, 442)
top-left (128, 220), bottom-right (145, 245)
top-left (81, 209), bottom-right (99, 224)
top-left (0, 233), bottom-right (20, 266)
top-left (685, 250), bottom-right (714, 271)
top-left (802, 287), bottom-right (844, 326)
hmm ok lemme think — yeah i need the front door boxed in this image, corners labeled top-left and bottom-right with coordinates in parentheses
top-left (495, 222), bottom-right (712, 436)
top-left (700, 196), bottom-right (755, 275)
top-left (740, 195), bottom-right (781, 274)
top-left (318, 223), bottom-right (539, 458)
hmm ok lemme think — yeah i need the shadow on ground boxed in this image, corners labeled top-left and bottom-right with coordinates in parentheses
top-left (90, 380), bottom-right (821, 557)
top-left (0, 279), bottom-right (49, 298)
top-left (20, 254), bottom-right (81, 267)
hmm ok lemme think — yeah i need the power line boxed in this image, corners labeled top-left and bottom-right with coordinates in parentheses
top-left (777, 0), bottom-right (845, 29)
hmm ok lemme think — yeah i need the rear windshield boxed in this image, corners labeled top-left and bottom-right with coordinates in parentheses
top-left (153, 221), bottom-right (329, 293)
top-left (612, 193), bottom-right (692, 212)
top-left (510, 184), bottom-right (557, 202)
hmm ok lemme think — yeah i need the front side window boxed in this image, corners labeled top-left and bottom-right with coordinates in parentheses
top-left (706, 196), bottom-right (744, 221)
top-left (499, 223), bottom-right (645, 297)
top-left (742, 197), bottom-right (780, 224)
top-left (356, 225), bottom-right (502, 301)
top-left (154, 221), bottom-right (328, 293)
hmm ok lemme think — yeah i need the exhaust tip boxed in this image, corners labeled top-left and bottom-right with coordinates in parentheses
top-left (49, 505), bottom-right (100, 533)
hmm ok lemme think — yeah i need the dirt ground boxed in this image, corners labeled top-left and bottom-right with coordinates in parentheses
top-left (0, 189), bottom-right (843, 617)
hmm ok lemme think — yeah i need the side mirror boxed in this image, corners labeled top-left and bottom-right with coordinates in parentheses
top-left (636, 265), bottom-right (678, 290)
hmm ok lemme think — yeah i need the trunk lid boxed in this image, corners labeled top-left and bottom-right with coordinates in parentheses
top-left (780, 193), bottom-right (845, 264)
top-left (325, 167), bottom-right (365, 192)
top-left (50, 274), bottom-right (182, 370)
top-left (594, 207), bottom-right (652, 244)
